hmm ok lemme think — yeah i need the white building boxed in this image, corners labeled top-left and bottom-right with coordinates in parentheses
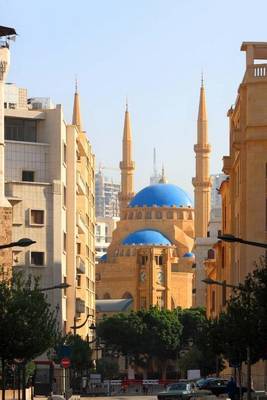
top-left (95, 216), bottom-right (119, 262)
top-left (95, 170), bottom-right (120, 218)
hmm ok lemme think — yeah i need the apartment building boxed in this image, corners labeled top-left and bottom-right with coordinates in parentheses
top-left (4, 83), bottom-right (95, 338)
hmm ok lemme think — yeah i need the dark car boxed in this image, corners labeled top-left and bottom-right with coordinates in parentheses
top-left (196, 378), bottom-right (251, 397)
top-left (196, 378), bottom-right (228, 396)
top-left (158, 382), bottom-right (211, 400)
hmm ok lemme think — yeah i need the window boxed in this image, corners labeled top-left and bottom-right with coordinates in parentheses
top-left (22, 170), bottom-right (34, 182)
top-left (63, 186), bottom-right (67, 207)
top-left (155, 255), bottom-right (163, 265)
top-left (77, 275), bottom-right (81, 287)
top-left (140, 255), bottom-right (148, 265)
top-left (145, 211), bottom-right (152, 219)
top-left (77, 242), bottom-right (81, 254)
top-left (31, 251), bottom-right (44, 266)
top-left (5, 117), bottom-right (37, 142)
top-left (167, 211), bottom-right (173, 219)
top-left (63, 143), bottom-right (67, 164)
top-left (63, 232), bottom-right (67, 252)
top-left (30, 209), bottom-right (44, 225)
top-left (156, 211), bottom-right (162, 219)
top-left (136, 211), bottom-right (142, 219)
top-left (140, 297), bottom-right (146, 309)
top-left (63, 276), bottom-right (67, 296)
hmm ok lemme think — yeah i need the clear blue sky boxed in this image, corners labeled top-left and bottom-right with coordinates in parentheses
top-left (2, 0), bottom-right (267, 197)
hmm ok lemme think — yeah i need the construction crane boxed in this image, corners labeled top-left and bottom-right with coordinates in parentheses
top-left (98, 162), bottom-right (120, 173)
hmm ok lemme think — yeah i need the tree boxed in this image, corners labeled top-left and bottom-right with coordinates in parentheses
top-left (97, 307), bottom-right (183, 379)
top-left (0, 272), bottom-right (59, 400)
top-left (96, 357), bottom-right (119, 379)
top-left (177, 308), bottom-right (223, 377)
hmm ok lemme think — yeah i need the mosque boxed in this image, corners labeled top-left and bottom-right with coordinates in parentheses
top-left (96, 81), bottom-right (210, 312)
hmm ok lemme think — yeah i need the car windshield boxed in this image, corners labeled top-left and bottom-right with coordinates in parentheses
top-left (168, 384), bottom-right (187, 391)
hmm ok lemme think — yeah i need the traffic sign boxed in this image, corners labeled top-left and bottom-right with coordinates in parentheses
top-left (60, 357), bottom-right (71, 368)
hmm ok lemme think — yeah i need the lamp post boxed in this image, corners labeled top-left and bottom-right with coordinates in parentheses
top-left (218, 234), bottom-right (267, 249)
top-left (70, 314), bottom-right (95, 335)
top-left (202, 277), bottom-right (252, 400)
top-left (39, 282), bottom-right (71, 292)
top-left (0, 238), bottom-right (36, 249)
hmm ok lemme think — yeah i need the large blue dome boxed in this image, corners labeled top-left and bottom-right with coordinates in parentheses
top-left (122, 229), bottom-right (171, 246)
top-left (129, 183), bottom-right (192, 208)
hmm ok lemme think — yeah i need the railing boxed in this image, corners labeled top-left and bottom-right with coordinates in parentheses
top-left (245, 63), bottom-right (267, 82)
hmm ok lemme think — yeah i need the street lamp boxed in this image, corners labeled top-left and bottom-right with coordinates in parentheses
top-left (0, 238), bottom-right (36, 249)
top-left (70, 314), bottom-right (95, 335)
top-left (39, 282), bottom-right (71, 292)
top-left (218, 234), bottom-right (267, 249)
top-left (202, 277), bottom-right (252, 400)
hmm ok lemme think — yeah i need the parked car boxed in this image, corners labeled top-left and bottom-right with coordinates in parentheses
top-left (196, 378), bottom-right (251, 397)
top-left (158, 382), bottom-right (211, 400)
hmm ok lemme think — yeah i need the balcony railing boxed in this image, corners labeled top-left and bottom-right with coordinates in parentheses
top-left (244, 63), bottom-right (267, 82)
top-left (76, 212), bottom-right (87, 234)
top-left (76, 255), bottom-right (86, 274)
top-left (76, 172), bottom-right (87, 195)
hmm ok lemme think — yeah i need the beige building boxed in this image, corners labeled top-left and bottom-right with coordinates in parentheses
top-left (96, 106), bottom-right (195, 310)
top-left (205, 42), bottom-right (267, 389)
top-left (0, 35), bottom-right (13, 279)
top-left (4, 82), bottom-right (95, 338)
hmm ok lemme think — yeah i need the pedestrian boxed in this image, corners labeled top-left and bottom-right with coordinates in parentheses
top-left (226, 377), bottom-right (237, 400)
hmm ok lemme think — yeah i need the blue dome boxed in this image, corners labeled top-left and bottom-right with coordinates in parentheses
top-left (129, 183), bottom-right (192, 208)
top-left (183, 252), bottom-right (195, 258)
top-left (122, 229), bottom-right (171, 246)
top-left (99, 253), bottom-right (107, 262)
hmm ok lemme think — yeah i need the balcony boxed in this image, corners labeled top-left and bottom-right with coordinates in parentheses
top-left (76, 212), bottom-right (87, 234)
top-left (76, 172), bottom-right (87, 195)
top-left (76, 298), bottom-right (85, 314)
top-left (244, 63), bottom-right (267, 83)
top-left (76, 255), bottom-right (86, 274)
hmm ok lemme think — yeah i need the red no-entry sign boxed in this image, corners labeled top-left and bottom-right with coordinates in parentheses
top-left (60, 357), bottom-right (71, 368)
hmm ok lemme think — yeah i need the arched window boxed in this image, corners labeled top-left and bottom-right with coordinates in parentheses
top-left (122, 292), bottom-right (133, 299)
top-left (126, 249), bottom-right (130, 256)
top-left (156, 211), bottom-right (162, 219)
top-left (167, 211), bottom-right (173, 219)
top-left (103, 293), bottom-right (111, 299)
top-left (136, 211), bottom-right (142, 219)
top-left (128, 212), bottom-right (133, 220)
top-left (145, 211), bottom-right (152, 219)
top-left (207, 248), bottom-right (215, 259)
top-left (120, 249), bottom-right (124, 256)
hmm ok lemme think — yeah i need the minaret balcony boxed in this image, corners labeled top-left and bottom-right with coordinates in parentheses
top-left (120, 161), bottom-right (135, 170)
top-left (194, 144), bottom-right (211, 153)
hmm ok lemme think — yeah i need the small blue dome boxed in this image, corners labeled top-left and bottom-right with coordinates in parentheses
top-left (183, 252), bottom-right (195, 258)
top-left (129, 183), bottom-right (192, 208)
top-left (122, 229), bottom-right (171, 246)
top-left (99, 253), bottom-right (107, 262)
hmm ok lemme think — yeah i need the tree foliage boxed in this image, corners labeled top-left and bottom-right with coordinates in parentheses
top-left (0, 272), bottom-right (59, 364)
top-left (209, 257), bottom-right (267, 367)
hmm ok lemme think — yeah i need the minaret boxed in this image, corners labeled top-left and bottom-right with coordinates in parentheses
top-left (119, 102), bottom-right (135, 214)
top-left (72, 79), bottom-right (82, 131)
top-left (192, 77), bottom-right (212, 237)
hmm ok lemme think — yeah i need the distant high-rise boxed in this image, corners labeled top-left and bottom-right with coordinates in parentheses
top-left (150, 148), bottom-right (161, 185)
top-left (95, 170), bottom-right (120, 218)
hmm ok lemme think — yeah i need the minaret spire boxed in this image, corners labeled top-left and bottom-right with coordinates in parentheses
top-left (192, 78), bottom-right (212, 237)
top-left (72, 77), bottom-right (82, 131)
top-left (119, 103), bottom-right (135, 215)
